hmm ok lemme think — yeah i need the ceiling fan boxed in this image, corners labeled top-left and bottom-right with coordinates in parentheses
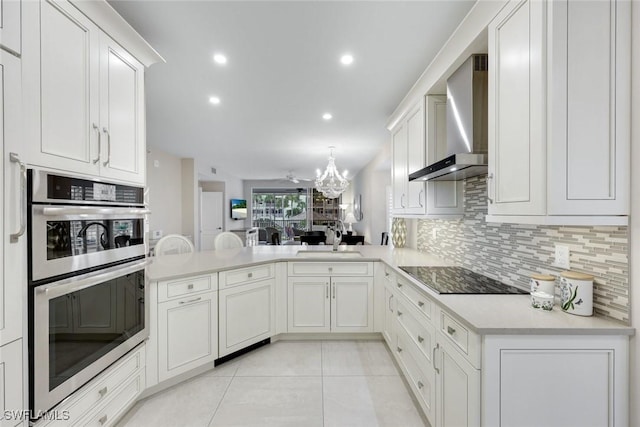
top-left (276, 172), bottom-right (312, 184)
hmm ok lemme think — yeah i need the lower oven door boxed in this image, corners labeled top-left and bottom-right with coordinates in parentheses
top-left (32, 259), bottom-right (149, 414)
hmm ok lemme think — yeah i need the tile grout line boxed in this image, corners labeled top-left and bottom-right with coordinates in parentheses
top-left (206, 363), bottom-right (238, 427)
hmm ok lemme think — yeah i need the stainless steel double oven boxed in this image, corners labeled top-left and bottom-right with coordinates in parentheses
top-left (28, 169), bottom-right (150, 415)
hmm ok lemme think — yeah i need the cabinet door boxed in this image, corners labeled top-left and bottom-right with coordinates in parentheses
top-left (219, 279), bottom-right (275, 357)
top-left (382, 286), bottom-right (395, 346)
top-left (330, 276), bottom-right (373, 332)
top-left (426, 95), bottom-right (464, 215)
top-left (435, 337), bottom-right (480, 427)
top-left (547, 0), bottom-right (630, 215)
top-left (0, 339), bottom-right (23, 427)
top-left (391, 123), bottom-right (407, 212)
top-left (1, 50), bottom-right (23, 346)
top-left (98, 33), bottom-right (146, 185)
top-left (22, 0), bottom-right (101, 176)
top-left (487, 0), bottom-right (546, 216)
top-left (287, 277), bottom-right (330, 332)
top-left (158, 291), bottom-right (218, 382)
top-left (0, 0), bottom-right (21, 54)
top-left (405, 101), bottom-right (426, 214)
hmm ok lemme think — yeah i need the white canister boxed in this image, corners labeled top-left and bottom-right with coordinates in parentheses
top-left (560, 271), bottom-right (594, 316)
top-left (530, 274), bottom-right (556, 295)
top-left (531, 291), bottom-right (554, 311)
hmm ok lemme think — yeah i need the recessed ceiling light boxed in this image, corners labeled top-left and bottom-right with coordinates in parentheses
top-left (340, 54), bottom-right (354, 66)
top-left (322, 113), bottom-right (333, 120)
top-left (213, 54), bottom-right (227, 65)
top-left (209, 96), bottom-right (221, 105)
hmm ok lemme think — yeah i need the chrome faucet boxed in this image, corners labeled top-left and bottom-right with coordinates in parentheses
top-left (330, 221), bottom-right (344, 251)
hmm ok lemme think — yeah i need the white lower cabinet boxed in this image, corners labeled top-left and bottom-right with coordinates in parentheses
top-left (219, 279), bottom-right (275, 357)
top-left (435, 333), bottom-right (481, 427)
top-left (0, 339), bottom-right (23, 427)
top-left (37, 344), bottom-right (145, 427)
top-left (287, 276), bottom-right (373, 333)
top-left (483, 335), bottom-right (629, 427)
top-left (157, 290), bottom-right (218, 382)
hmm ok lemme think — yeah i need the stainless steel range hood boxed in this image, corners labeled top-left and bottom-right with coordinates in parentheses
top-left (409, 54), bottom-right (488, 182)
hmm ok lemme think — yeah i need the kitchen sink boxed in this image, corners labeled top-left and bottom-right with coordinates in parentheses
top-left (295, 251), bottom-right (363, 258)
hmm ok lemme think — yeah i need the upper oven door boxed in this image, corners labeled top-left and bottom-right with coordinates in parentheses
top-left (31, 205), bottom-right (148, 283)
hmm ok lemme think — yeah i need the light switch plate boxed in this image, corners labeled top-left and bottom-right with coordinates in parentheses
top-left (152, 230), bottom-right (163, 239)
top-left (554, 244), bottom-right (570, 269)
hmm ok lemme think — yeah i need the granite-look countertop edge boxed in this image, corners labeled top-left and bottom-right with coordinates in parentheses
top-left (147, 245), bottom-right (634, 336)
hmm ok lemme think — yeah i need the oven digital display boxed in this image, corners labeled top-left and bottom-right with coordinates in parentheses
top-left (93, 183), bottom-right (116, 201)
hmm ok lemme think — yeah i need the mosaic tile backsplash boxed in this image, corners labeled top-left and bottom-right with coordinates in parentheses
top-left (416, 176), bottom-right (629, 323)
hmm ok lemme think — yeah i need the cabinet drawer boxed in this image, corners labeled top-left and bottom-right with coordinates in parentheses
top-left (396, 277), bottom-right (433, 320)
top-left (439, 310), bottom-right (481, 368)
top-left (45, 345), bottom-right (144, 426)
top-left (394, 325), bottom-right (435, 423)
top-left (219, 264), bottom-right (275, 289)
top-left (80, 371), bottom-right (145, 427)
top-left (157, 275), bottom-right (216, 302)
top-left (396, 299), bottom-right (435, 363)
top-left (288, 262), bottom-right (373, 277)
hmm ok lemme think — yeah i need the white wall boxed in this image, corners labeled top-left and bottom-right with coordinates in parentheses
top-left (196, 161), bottom-right (245, 231)
top-left (346, 142), bottom-right (392, 245)
top-left (629, 2), bottom-right (639, 424)
top-left (146, 148), bottom-right (182, 238)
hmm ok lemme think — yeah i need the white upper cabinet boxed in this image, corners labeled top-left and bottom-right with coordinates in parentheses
top-left (426, 95), bottom-right (464, 215)
top-left (405, 102), bottom-right (426, 214)
top-left (392, 101), bottom-right (423, 215)
top-left (488, 0), bottom-right (546, 217)
top-left (391, 123), bottom-right (408, 213)
top-left (98, 33), bottom-right (145, 183)
top-left (547, 0), bottom-right (630, 216)
top-left (487, 0), bottom-right (630, 223)
top-left (0, 0), bottom-right (21, 54)
top-left (22, 0), bottom-right (147, 185)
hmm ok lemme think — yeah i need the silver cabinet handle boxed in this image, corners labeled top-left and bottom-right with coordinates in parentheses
top-left (92, 123), bottom-right (101, 164)
top-left (332, 283), bottom-right (336, 299)
top-left (9, 153), bottom-right (26, 242)
top-left (388, 295), bottom-right (393, 312)
top-left (326, 283), bottom-right (329, 299)
top-left (486, 173), bottom-right (494, 204)
top-left (447, 326), bottom-right (456, 335)
top-left (98, 386), bottom-right (108, 397)
top-left (397, 310), bottom-right (403, 317)
top-left (418, 301), bottom-right (424, 307)
top-left (99, 415), bottom-right (108, 425)
top-left (102, 127), bottom-right (111, 166)
top-left (401, 193), bottom-right (406, 208)
top-left (248, 272), bottom-right (253, 278)
top-left (417, 381), bottom-right (424, 389)
top-left (397, 346), bottom-right (403, 353)
top-left (433, 343), bottom-right (440, 374)
top-left (418, 189), bottom-right (424, 207)
top-left (328, 267), bottom-right (333, 273)
top-left (417, 335), bottom-right (424, 343)
top-left (187, 284), bottom-right (194, 290)
top-left (179, 297), bottom-right (202, 305)
top-left (397, 282), bottom-right (402, 288)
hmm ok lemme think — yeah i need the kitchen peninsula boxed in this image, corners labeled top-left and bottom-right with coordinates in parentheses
top-left (143, 245), bottom-right (632, 427)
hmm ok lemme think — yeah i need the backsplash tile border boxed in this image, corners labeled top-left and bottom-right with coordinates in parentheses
top-left (416, 176), bottom-right (629, 323)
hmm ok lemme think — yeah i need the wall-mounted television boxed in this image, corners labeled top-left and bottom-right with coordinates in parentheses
top-left (230, 198), bottom-right (247, 220)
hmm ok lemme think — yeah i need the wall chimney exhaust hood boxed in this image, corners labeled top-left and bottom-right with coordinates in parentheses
top-left (409, 54), bottom-right (488, 182)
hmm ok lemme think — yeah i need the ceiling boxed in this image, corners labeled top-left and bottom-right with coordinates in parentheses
top-left (109, 1), bottom-right (475, 181)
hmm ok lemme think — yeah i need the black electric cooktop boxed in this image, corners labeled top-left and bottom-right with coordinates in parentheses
top-left (399, 266), bottom-right (528, 295)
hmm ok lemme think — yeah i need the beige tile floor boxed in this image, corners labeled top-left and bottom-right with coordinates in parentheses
top-left (117, 340), bottom-right (427, 427)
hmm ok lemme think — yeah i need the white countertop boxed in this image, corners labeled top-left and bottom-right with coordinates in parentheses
top-left (148, 245), bottom-right (633, 336)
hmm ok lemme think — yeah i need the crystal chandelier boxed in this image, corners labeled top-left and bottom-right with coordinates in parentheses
top-left (315, 146), bottom-right (349, 199)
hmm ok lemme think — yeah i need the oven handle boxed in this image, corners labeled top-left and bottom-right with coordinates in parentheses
top-left (41, 207), bottom-right (151, 216)
top-left (36, 259), bottom-right (150, 297)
